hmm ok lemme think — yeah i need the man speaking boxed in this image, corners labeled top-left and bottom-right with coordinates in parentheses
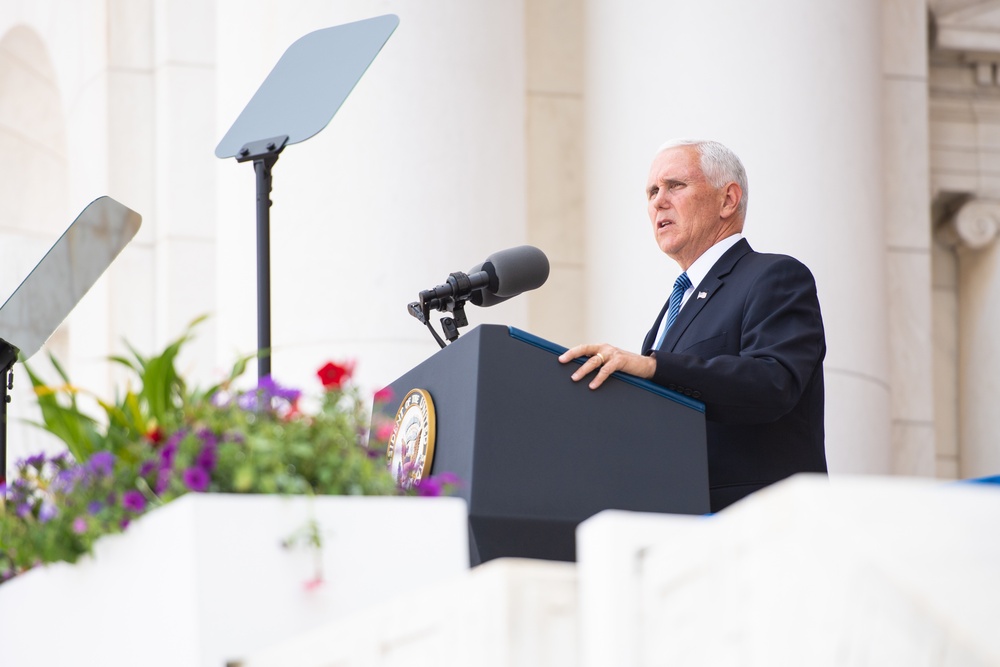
top-left (559, 139), bottom-right (827, 512)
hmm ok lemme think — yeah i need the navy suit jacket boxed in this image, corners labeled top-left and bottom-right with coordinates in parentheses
top-left (641, 238), bottom-right (827, 511)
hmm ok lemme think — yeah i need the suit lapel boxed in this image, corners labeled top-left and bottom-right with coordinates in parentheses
top-left (658, 238), bottom-right (752, 353)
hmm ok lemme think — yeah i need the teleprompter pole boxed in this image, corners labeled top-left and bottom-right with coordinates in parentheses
top-left (0, 338), bottom-right (19, 486)
top-left (237, 136), bottom-right (288, 381)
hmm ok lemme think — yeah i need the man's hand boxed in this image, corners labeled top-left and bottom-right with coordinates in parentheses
top-left (558, 344), bottom-right (657, 389)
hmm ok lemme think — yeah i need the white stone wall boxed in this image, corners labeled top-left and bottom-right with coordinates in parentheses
top-left (929, 0), bottom-right (1000, 478)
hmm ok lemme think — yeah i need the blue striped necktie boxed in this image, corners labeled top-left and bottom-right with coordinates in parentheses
top-left (655, 272), bottom-right (692, 350)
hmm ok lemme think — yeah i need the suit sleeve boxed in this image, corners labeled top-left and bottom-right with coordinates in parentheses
top-left (651, 257), bottom-right (825, 425)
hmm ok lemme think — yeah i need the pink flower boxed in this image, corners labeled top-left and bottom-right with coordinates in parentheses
top-left (72, 517), bottom-right (88, 534)
top-left (375, 421), bottom-right (395, 441)
top-left (373, 386), bottom-right (394, 403)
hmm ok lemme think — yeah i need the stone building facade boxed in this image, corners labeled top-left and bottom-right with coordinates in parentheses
top-left (0, 0), bottom-right (996, 481)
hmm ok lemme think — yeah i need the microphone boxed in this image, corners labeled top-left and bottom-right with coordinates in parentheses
top-left (410, 246), bottom-right (549, 346)
top-left (417, 270), bottom-right (491, 312)
top-left (418, 245), bottom-right (549, 311)
top-left (469, 245), bottom-right (550, 307)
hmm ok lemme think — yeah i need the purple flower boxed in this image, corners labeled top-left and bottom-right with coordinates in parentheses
top-left (258, 375), bottom-right (301, 403)
top-left (38, 502), bottom-right (58, 523)
top-left (435, 471), bottom-right (461, 487)
top-left (415, 477), bottom-right (442, 497)
top-left (237, 392), bottom-right (262, 412)
top-left (16, 503), bottom-right (32, 518)
top-left (413, 472), bottom-right (461, 497)
top-left (155, 468), bottom-right (172, 494)
top-left (139, 459), bottom-right (157, 477)
top-left (224, 432), bottom-right (245, 444)
top-left (72, 517), bottom-right (88, 534)
top-left (87, 501), bottom-right (104, 515)
top-left (197, 428), bottom-right (218, 449)
top-left (195, 445), bottom-right (217, 472)
top-left (182, 466), bottom-right (210, 492)
top-left (122, 490), bottom-right (146, 513)
top-left (24, 453), bottom-right (46, 468)
top-left (53, 466), bottom-right (84, 494)
top-left (7, 479), bottom-right (30, 504)
top-left (159, 431), bottom-right (185, 470)
top-left (88, 451), bottom-right (115, 477)
top-left (238, 375), bottom-right (301, 412)
top-left (0, 482), bottom-right (7, 496)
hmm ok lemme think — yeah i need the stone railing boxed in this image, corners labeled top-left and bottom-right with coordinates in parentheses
top-left (238, 476), bottom-right (1000, 667)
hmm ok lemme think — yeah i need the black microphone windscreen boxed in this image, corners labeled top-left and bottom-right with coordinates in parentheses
top-left (467, 262), bottom-right (508, 307)
top-left (486, 245), bottom-right (549, 298)
top-left (470, 289), bottom-right (513, 307)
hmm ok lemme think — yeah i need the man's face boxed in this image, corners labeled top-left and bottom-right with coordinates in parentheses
top-left (646, 146), bottom-right (730, 270)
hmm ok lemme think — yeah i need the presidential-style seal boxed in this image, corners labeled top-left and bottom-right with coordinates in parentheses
top-left (386, 388), bottom-right (436, 488)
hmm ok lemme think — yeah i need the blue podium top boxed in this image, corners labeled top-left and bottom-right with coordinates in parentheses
top-left (508, 326), bottom-right (706, 414)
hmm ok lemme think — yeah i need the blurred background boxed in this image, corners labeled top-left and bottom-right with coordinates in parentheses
top-left (1, 0), bottom-right (996, 484)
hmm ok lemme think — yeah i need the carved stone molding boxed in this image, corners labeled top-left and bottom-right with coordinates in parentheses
top-left (947, 198), bottom-right (1000, 248)
top-left (933, 1), bottom-right (1000, 85)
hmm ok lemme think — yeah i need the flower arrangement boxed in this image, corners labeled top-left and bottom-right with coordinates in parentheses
top-left (0, 320), bottom-right (456, 583)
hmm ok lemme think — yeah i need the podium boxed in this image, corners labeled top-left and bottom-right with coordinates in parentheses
top-left (379, 325), bottom-right (709, 564)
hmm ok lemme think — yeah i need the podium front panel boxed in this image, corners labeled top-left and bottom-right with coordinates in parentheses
top-left (380, 325), bottom-right (708, 562)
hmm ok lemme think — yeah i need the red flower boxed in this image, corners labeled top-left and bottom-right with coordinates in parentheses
top-left (373, 386), bottom-right (394, 403)
top-left (317, 360), bottom-right (355, 389)
top-left (145, 426), bottom-right (165, 447)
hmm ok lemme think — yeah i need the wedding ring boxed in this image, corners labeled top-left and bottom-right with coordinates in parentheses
top-left (595, 353), bottom-right (606, 365)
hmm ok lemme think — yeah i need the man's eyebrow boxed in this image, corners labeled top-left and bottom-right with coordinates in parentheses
top-left (648, 176), bottom-right (687, 196)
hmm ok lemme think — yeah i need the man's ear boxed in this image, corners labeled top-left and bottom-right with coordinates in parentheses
top-left (720, 182), bottom-right (742, 219)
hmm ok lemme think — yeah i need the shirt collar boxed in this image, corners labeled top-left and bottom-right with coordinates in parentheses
top-left (683, 233), bottom-right (743, 292)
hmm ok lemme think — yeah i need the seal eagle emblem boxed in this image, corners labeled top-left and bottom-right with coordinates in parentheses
top-left (386, 388), bottom-right (436, 488)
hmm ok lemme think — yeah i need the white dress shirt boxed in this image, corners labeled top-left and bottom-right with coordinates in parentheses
top-left (653, 233), bottom-right (743, 347)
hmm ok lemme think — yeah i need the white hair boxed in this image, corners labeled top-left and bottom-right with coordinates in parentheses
top-left (656, 139), bottom-right (748, 218)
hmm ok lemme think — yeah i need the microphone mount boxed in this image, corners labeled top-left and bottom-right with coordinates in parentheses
top-left (408, 270), bottom-right (489, 348)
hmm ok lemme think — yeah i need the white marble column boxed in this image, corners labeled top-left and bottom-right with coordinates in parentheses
top-left (951, 200), bottom-right (1000, 477)
top-left (584, 0), bottom-right (891, 473)
top-left (883, 0), bottom-right (935, 477)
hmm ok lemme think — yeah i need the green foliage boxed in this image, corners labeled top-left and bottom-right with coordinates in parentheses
top-left (0, 321), bottom-right (440, 583)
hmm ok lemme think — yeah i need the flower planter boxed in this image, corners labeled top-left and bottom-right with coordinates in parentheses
top-left (0, 493), bottom-right (469, 667)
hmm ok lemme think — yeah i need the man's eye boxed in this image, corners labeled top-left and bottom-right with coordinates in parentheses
top-left (647, 187), bottom-right (658, 199)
